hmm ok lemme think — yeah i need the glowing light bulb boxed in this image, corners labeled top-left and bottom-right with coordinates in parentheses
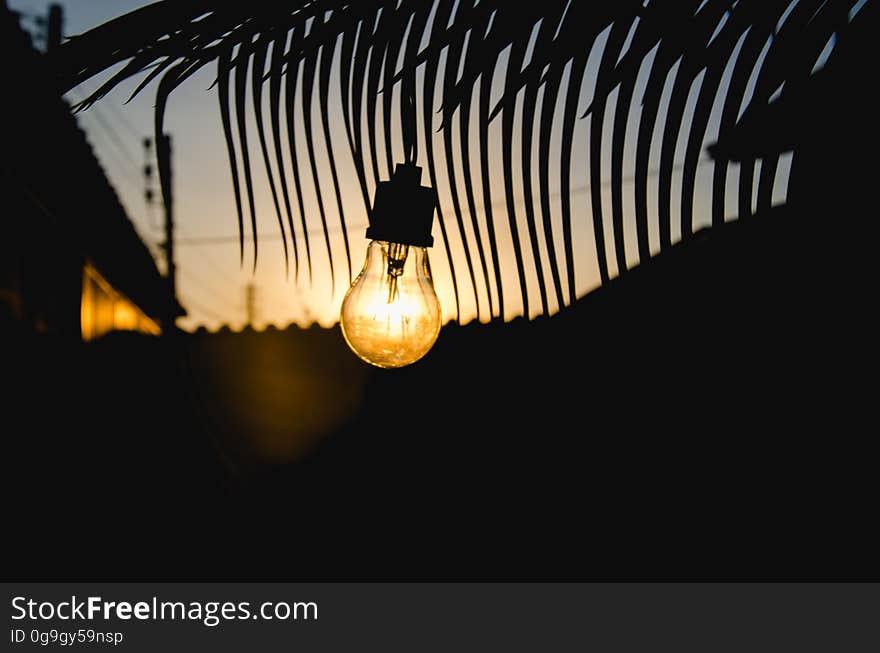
top-left (340, 162), bottom-right (440, 368)
top-left (340, 240), bottom-right (441, 368)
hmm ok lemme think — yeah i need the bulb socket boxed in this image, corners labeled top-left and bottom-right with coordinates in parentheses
top-left (366, 163), bottom-right (436, 247)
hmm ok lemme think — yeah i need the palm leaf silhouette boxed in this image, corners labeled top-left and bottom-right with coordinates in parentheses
top-left (52, 0), bottom-right (870, 320)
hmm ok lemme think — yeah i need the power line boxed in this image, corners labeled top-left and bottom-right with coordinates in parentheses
top-left (81, 104), bottom-right (142, 172)
top-left (178, 294), bottom-right (228, 323)
top-left (101, 99), bottom-right (144, 140)
top-left (187, 245), bottom-right (242, 287)
top-left (173, 159), bottom-right (713, 246)
top-left (176, 226), bottom-right (366, 246)
top-left (178, 267), bottom-right (240, 314)
top-left (179, 269), bottom-right (237, 310)
top-left (68, 89), bottom-right (143, 177)
top-left (80, 128), bottom-right (143, 188)
top-left (65, 90), bottom-right (159, 248)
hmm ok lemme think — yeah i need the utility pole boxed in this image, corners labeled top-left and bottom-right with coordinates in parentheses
top-left (156, 133), bottom-right (184, 328)
top-left (46, 5), bottom-right (183, 329)
top-left (156, 134), bottom-right (176, 295)
top-left (142, 138), bottom-right (161, 252)
top-left (245, 283), bottom-right (257, 325)
top-left (45, 4), bottom-right (62, 51)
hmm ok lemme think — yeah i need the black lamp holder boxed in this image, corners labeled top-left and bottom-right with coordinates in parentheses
top-left (365, 163), bottom-right (436, 248)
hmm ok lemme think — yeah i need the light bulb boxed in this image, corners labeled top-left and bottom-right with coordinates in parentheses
top-left (340, 239), bottom-right (441, 368)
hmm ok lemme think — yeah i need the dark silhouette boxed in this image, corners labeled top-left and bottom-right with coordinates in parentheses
top-left (2, 0), bottom-right (877, 582)
top-left (5, 199), bottom-right (876, 579)
top-left (0, 2), bottom-right (179, 337)
top-left (48, 1), bottom-right (871, 320)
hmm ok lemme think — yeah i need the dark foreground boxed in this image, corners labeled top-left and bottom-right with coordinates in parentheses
top-left (3, 206), bottom-right (876, 581)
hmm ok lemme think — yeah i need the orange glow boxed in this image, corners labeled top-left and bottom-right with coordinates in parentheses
top-left (340, 241), bottom-right (441, 368)
top-left (81, 261), bottom-right (160, 341)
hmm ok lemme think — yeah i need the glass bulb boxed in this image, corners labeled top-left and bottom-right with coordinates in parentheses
top-left (340, 240), bottom-right (441, 368)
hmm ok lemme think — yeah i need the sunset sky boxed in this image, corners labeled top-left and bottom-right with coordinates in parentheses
top-left (10, 0), bottom-right (812, 331)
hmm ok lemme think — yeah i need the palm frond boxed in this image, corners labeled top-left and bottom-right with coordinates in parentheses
top-left (53, 0), bottom-right (870, 320)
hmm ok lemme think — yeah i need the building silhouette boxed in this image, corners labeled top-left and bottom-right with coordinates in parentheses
top-left (0, 1), bottom-right (180, 340)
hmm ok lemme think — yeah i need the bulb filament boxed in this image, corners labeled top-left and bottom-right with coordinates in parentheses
top-left (385, 242), bottom-right (409, 304)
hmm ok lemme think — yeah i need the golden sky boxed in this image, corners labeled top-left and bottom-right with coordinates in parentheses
top-left (10, 0), bottom-right (797, 331)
